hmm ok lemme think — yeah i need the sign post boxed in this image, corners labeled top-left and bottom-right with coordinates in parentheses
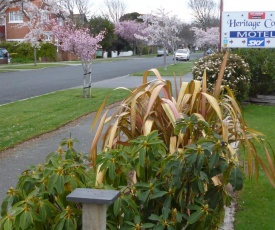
top-left (219, 0), bottom-right (224, 51)
top-left (221, 11), bottom-right (275, 48)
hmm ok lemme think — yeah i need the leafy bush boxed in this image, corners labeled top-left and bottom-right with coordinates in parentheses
top-left (232, 48), bottom-right (275, 96)
top-left (192, 52), bottom-right (251, 103)
top-left (0, 41), bottom-right (15, 53)
top-left (98, 124), bottom-right (243, 229)
top-left (1, 130), bottom-right (242, 229)
top-left (0, 41), bottom-right (57, 63)
top-left (37, 43), bottom-right (57, 62)
top-left (0, 137), bottom-right (95, 230)
top-left (14, 42), bottom-right (34, 60)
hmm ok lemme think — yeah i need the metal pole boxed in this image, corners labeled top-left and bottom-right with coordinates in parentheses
top-left (219, 0), bottom-right (224, 52)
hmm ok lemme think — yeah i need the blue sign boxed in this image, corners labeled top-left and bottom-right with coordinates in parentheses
top-left (247, 37), bottom-right (265, 46)
top-left (230, 31), bottom-right (275, 38)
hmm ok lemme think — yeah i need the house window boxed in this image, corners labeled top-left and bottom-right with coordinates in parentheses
top-left (44, 34), bottom-right (52, 41)
top-left (9, 11), bottom-right (23, 23)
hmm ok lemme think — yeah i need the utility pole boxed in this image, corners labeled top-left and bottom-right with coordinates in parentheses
top-left (219, 0), bottom-right (224, 51)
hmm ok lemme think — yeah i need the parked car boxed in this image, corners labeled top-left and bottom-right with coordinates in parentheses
top-left (157, 49), bottom-right (169, 57)
top-left (174, 49), bottom-right (190, 61)
top-left (0, 48), bottom-right (10, 64)
top-left (0, 48), bottom-right (8, 58)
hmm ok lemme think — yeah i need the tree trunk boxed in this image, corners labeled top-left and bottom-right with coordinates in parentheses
top-left (133, 43), bottom-right (136, 55)
top-left (34, 47), bottom-right (37, 66)
top-left (163, 47), bottom-right (167, 71)
top-left (82, 62), bottom-right (92, 98)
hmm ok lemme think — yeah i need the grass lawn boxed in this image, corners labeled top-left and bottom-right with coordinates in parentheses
top-left (0, 56), bottom-right (148, 72)
top-left (0, 88), bottom-right (130, 151)
top-left (0, 63), bottom-right (67, 70)
top-left (0, 63), bottom-right (68, 72)
top-left (235, 104), bottom-right (275, 229)
top-left (131, 61), bottom-right (194, 76)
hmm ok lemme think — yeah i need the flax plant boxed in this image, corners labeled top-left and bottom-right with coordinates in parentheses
top-left (87, 51), bottom-right (275, 229)
top-left (90, 52), bottom-right (275, 187)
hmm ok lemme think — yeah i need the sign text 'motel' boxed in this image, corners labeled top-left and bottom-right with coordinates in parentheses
top-left (222, 11), bottom-right (275, 48)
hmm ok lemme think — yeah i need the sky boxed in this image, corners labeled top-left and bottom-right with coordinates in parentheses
top-left (93, 0), bottom-right (273, 22)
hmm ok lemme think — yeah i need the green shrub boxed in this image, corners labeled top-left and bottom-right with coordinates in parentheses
top-left (0, 41), bottom-right (57, 63)
top-left (37, 43), bottom-right (57, 62)
top-left (0, 41), bottom-right (15, 53)
top-left (10, 57), bottom-right (34, 64)
top-left (15, 42), bottom-right (34, 60)
top-left (0, 129), bottom-right (243, 230)
top-left (0, 137), bottom-right (95, 230)
top-left (98, 122), bottom-right (243, 229)
top-left (192, 53), bottom-right (251, 103)
top-left (232, 48), bottom-right (275, 96)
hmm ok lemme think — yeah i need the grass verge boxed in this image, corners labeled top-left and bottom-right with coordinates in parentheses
top-left (0, 63), bottom-right (67, 69)
top-left (0, 56), bottom-right (146, 72)
top-left (235, 104), bottom-right (275, 229)
top-left (0, 63), bottom-right (68, 72)
top-left (131, 61), bottom-right (194, 76)
top-left (0, 88), bottom-right (130, 152)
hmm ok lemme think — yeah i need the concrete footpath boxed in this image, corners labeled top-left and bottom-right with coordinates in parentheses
top-left (0, 73), bottom-right (193, 203)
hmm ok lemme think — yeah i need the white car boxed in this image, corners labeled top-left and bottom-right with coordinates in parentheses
top-left (157, 49), bottom-right (169, 57)
top-left (174, 49), bottom-right (190, 61)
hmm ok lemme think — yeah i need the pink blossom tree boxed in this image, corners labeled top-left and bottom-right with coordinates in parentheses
top-left (114, 20), bottom-right (149, 55)
top-left (15, 0), bottom-right (65, 65)
top-left (191, 27), bottom-right (220, 53)
top-left (19, 0), bottom-right (104, 97)
top-left (51, 19), bottom-right (105, 97)
top-left (137, 9), bottom-right (182, 68)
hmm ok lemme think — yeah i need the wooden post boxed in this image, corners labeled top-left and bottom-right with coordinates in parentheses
top-left (67, 188), bottom-right (120, 230)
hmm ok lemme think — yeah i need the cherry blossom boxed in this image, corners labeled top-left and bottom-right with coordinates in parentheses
top-left (50, 19), bottom-right (105, 97)
top-left (191, 27), bottom-right (220, 49)
top-left (137, 9), bottom-right (182, 67)
top-left (114, 20), bottom-right (150, 54)
top-left (51, 20), bottom-right (104, 63)
top-left (15, 0), bottom-right (66, 65)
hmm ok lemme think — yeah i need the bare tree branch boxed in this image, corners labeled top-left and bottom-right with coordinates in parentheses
top-left (57, 0), bottom-right (91, 17)
top-left (57, 0), bottom-right (75, 17)
top-left (188, 0), bottom-right (218, 30)
top-left (101, 0), bottom-right (126, 23)
top-left (75, 0), bottom-right (90, 16)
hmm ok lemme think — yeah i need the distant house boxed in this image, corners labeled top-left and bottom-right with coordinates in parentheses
top-left (0, 0), bottom-right (42, 42)
top-left (0, 0), bottom-right (82, 61)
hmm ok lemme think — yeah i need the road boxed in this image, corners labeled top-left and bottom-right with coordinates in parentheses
top-left (0, 56), bottom-right (174, 105)
top-left (0, 53), bottom-right (202, 105)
